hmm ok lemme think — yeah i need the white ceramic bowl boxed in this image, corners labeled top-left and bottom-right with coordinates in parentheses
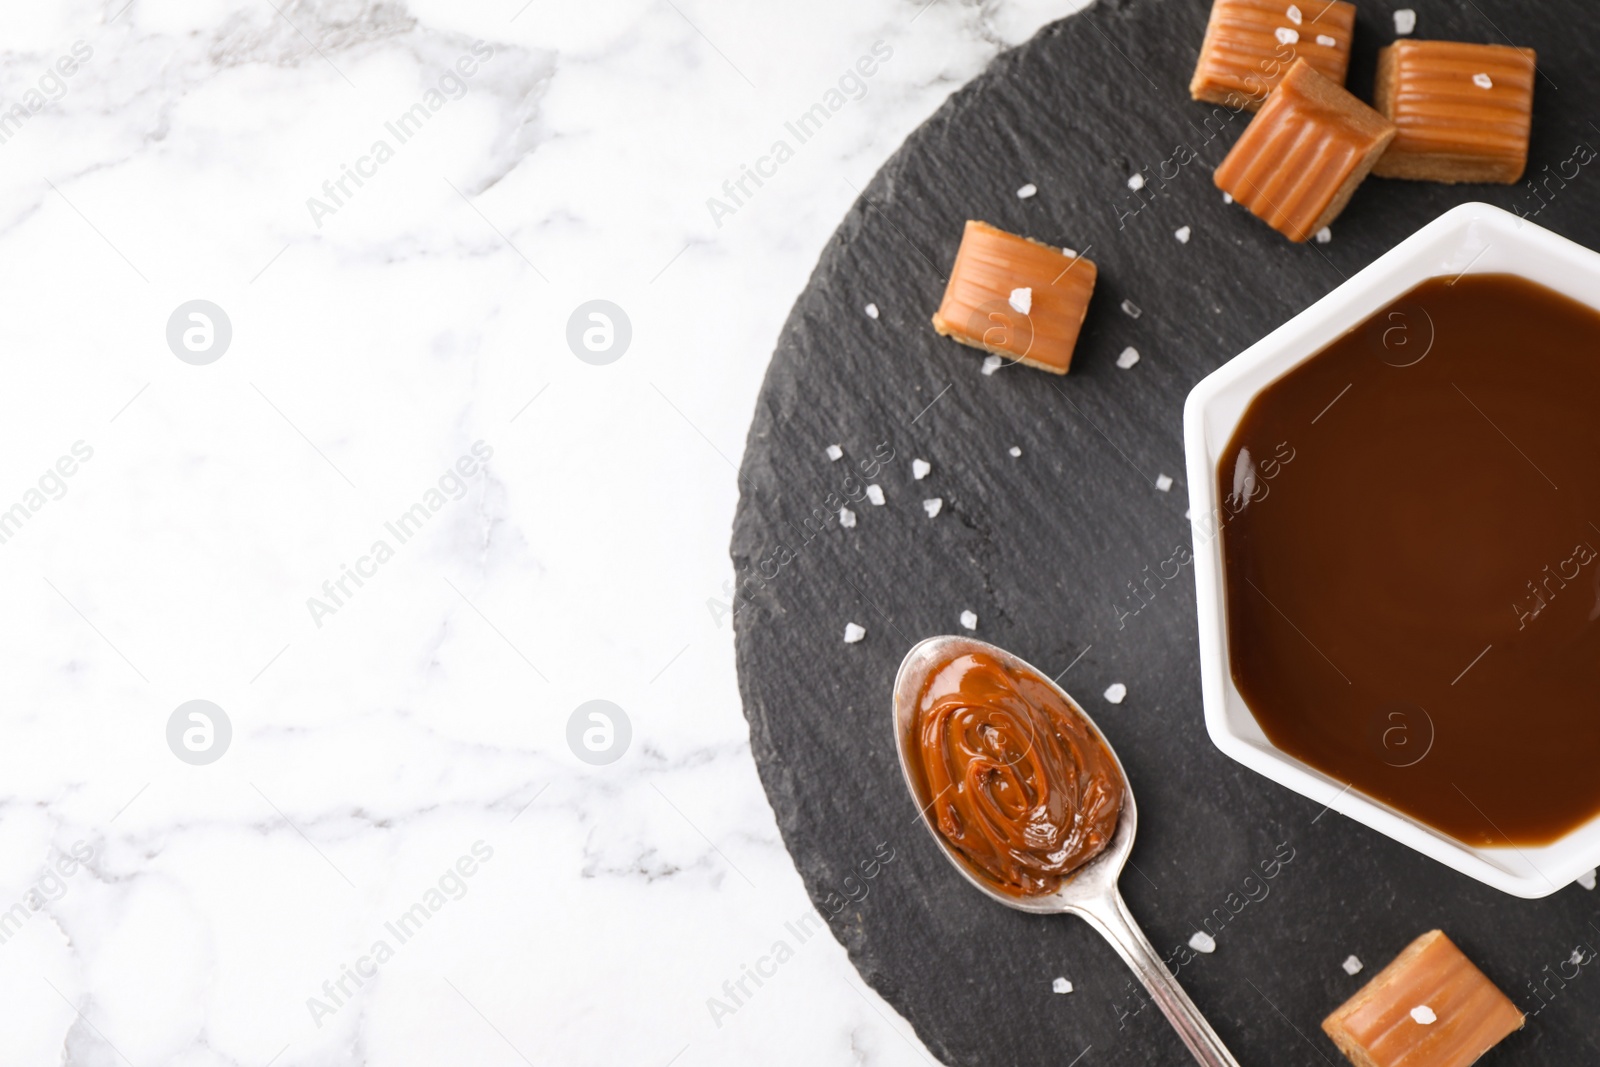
top-left (1183, 202), bottom-right (1600, 899)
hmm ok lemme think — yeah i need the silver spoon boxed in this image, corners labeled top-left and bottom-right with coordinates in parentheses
top-left (892, 635), bottom-right (1242, 1067)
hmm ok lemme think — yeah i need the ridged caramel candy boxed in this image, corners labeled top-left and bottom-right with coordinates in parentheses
top-left (930, 221), bottom-right (1097, 375)
top-left (1322, 931), bottom-right (1523, 1067)
top-left (1214, 59), bottom-right (1395, 241)
top-left (1373, 41), bottom-right (1537, 184)
top-left (1190, 0), bottom-right (1356, 110)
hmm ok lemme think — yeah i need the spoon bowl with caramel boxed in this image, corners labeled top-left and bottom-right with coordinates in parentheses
top-left (893, 636), bottom-right (1240, 1067)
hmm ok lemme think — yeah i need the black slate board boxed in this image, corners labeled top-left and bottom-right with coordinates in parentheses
top-left (730, 2), bottom-right (1600, 1063)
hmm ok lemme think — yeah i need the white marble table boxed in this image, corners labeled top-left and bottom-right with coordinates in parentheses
top-left (0, 1), bottom-right (1086, 1062)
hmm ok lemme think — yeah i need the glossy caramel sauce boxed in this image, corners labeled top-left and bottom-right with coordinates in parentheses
top-left (1221, 274), bottom-right (1600, 846)
top-left (912, 651), bottom-right (1124, 895)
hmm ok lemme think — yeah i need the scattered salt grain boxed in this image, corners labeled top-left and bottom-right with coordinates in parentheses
top-left (1104, 682), bottom-right (1128, 705)
top-left (1189, 931), bottom-right (1216, 954)
top-left (1174, 225), bottom-right (1192, 244)
top-left (843, 622), bottom-right (866, 644)
top-left (1315, 226), bottom-right (1333, 244)
top-left (1394, 8), bottom-right (1417, 35)
top-left (1062, 247), bottom-right (1079, 258)
top-left (1009, 286), bottom-right (1033, 314)
top-left (1572, 948), bottom-right (1587, 967)
top-left (912, 458), bottom-right (931, 480)
top-left (1579, 869), bottom-right (1597, 890)
top-left (1117, 347), bottom-right (1141, 369)
top-left (839, 507), bottom-right (856, 529)
top-left (864, 302), bottom-right (880, 319)
top-left (982, 354), bottom-right (1004, 376)
top-left (1222, 191), bottom-right (1234, 204)
top-left (1410, 1006), bottom-right (1437, 1025)
top-left (1156, 474), bottom-right (1174, 492)
top-left (1127, 172), bottom-right (1145, 191)
top-left (959, 609), bottom-right (978, 630)
top-left (1009, 446), bottom-right (1022, 458)
top-left (1316, 33), bottom-right (1336, 46)
top-left (1276, 27), bottom-right (1299, 45)
top-left (1342, 955), bottom-right (1364, 976)
top-left (826, 444), bottom-right (843, 461)
top-left (1120, 298), bottom-right (1142, 318)
top-left (866, 484), bottom-right (885, 506)
top-left (1473, 72), bottom-right (1493, 90)
top-left (1017, 182), bottom-right (1038, 199)
top-left (923, 498), bottom-right (943, 518)
top-left (1286, 3), bottom-right (1303, 24)
top-left (1052, 977), bottom-right (1074, 995)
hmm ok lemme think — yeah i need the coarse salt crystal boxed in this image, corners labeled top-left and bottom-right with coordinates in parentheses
top-left (1394, 8), bottom-right (1416, 34)
top-left (1342, 955), bottom-right (1364, 976)
top-left (1276, 26), bottom-right (1299, 44)
top-left (1222, 191), bottom-right (1234, 204)
top-left (1189, 931), bottom-right (1216, 954)
top-left (843, 622), bottom-right (866, 643)
top-left (1572, 949), bottom-right (1587, 966)
top-left (1174, 225), bottom-right (1191, 244)
top-left (1578, 869), bottom-right (1597, 890)
top-left (1062, 247), bottom-right (1078, 258)
top-left (1156, 474), bottom-right (1174, 492)
top-left (826, 444), bottom-right (843, 461)
top-left (1009, 286), bottom-right (1033, 314)
top-left (1052, 977), bottom-right (1073, 994)
top-left (1286, 3), bottom-right (1303, 23)
top-left (1117, 347), bottom-right (1141, 369)
top-left (1315, 226), bottom-right (1333, 244)
top-left (1104, 682), bottom-right (1127, 704)
top-left (1017, 182), bottom-right (1038, 199)
top-left (866, 484), bottom-right (885, 506)
top-left (1410, 1006), bottom-right (1437, 1025)
top-left (959, 609), bottom-right (978, 630)
top-left (981, 354), bottom-right (1003, 376)
top-left (1316, 33), bottom-right (1336, 46)
top-left (1008, 446), bottom-right (1022, 458)
top-left (1473, 72), bottom-right (1493, 89)
top-left (912, 458), bottom-right (931, 480)
top-left (839, 507), bottom-right (856, 528)
top-left (922, 498), bottom-right (943, 518)
top-left (1127, 172), bottom-right (1145, 190)
top-left (1120, 298), bottom-right (1142, 318)
top-left (864, 302), bottom-right (879, 319)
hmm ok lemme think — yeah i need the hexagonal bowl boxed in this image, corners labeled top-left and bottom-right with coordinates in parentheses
top-left (1183, 202), bottom-right (1600, 899)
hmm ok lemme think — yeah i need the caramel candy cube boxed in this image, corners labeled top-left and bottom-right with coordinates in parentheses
top-left (1322, 930), bottom-right (1524, 1067)
top-left (1372, 41), bottom-right (1537, 184)
top-left (1190, 0), bottom-right (1356, 110)
top-left (930, 220), bottom-right (1097, 375)
top-left (1214, 59), bottom-right (1396, 242)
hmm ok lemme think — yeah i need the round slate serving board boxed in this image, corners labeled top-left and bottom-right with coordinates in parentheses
top-left (730, 2), bottom-right (1600, 1063)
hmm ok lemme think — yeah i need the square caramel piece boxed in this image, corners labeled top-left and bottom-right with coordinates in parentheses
top-left (1372, 41), bottom-right (1537, 183)
top-left (1323, 930), bottom-right (1524, 1067)
top-left (1190, 0), bottom-right (1356, 110)
top-left (930, 220), bottom-right (1097, 374)
top-left (1214, 59), bottom-right (1395, 241)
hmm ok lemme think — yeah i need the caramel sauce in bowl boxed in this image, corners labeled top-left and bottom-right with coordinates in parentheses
top-left (1184, 204), bottom-right (1600, 897)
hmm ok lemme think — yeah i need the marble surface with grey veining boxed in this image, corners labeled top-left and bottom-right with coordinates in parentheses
top-left (0, 1), bottom-right (1085, 1063)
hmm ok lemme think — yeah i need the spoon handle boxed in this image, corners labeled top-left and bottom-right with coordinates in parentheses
top-left (1074, 889), bottom-right (1242, 1067)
